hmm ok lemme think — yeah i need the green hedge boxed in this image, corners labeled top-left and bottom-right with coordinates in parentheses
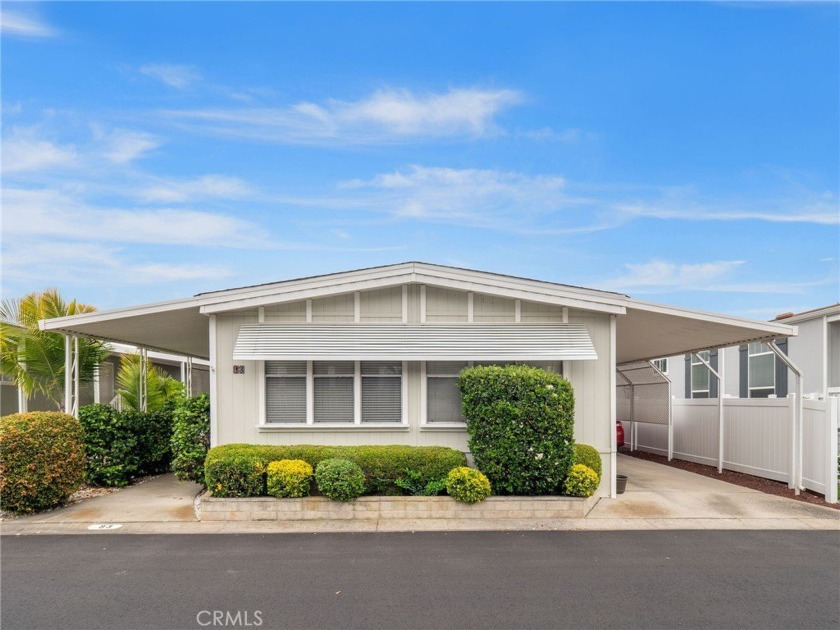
top-left (171, 394), bottom-right (210, 484)
top-left (459, 365), bottom-right (575, 495)
top-left (0, 412), bottom-right (86, 513)
top-left (79, 403), bottom-right (175, 487)
top-left (205, 444), bottom-right (467, 498)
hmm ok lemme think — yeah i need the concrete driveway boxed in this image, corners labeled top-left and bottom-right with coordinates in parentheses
top-left (586, 454), bottom-right (840, 529)
top-left (9, 475), bottom-right (202, 525)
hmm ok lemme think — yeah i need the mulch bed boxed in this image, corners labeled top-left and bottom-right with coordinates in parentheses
top-left (620, 447), bottom-right (839, 511)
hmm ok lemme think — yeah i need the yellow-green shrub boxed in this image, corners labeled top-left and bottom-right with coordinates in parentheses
top-left (0, 412), bottom-right (86, 513)
top-left (446, 467), bottom-right (492, 504)
top-left (572, 444), bottom-right (602, 479)
top-left (562, 464), bottom-right (599, 497)
top-left (266, 459), bottom-right (313, 498)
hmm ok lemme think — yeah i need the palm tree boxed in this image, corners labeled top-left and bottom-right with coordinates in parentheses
top-left (0, 289), bottom-right (108, 409)
top-left (116, 352), bottom-right (184, 412)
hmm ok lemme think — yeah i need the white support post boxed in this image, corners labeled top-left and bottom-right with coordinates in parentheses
top-left (419, 286), bottom-right (427, 324)
top-left (73, 336), bottom-right (80, 417)
top-left (93, 363), bottom-right (101, 405)
top-left (609, 315), bottom-right (617, 499)
top-left (467, 292), bottom-right (474, 323)
top-left (826, 397), bottom-right (838, 504)
top-left (692, 352), bottom-right (723, 473)
top-left (401, 286), bottom-right (408, 324)
top-left (139, 347), bottom-right (148, 412)
top-left (64, 335), bottom-right (72, 413)
top-left (187, 357), bottom-right (193, 397)
top-left (768, 340), bottom-right (803, 493)
top-left (209, 315), bottom-right (218, 446)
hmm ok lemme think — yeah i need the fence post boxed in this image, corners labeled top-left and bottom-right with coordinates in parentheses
top-left (788, 393), bottom-right (796, 490)
top-left (827, 397), bottom-right (838, 505)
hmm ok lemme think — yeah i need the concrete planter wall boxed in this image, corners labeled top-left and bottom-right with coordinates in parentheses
top-left (200, 494), bottom-right (599, 522)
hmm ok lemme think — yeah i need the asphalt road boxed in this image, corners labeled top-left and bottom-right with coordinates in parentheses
top-left (2, 531), bottom-right (838, 630)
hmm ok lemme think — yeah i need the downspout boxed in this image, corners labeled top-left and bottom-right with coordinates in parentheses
top-left (693, 352), bottom-right (723, 473)
top-left (768, 340), bottom-right (803, 493)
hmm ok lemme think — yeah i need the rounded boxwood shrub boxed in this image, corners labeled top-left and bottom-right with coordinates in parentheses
top-left (563, 464), bottom-right (600, 497)
top-left (0, 412), bottom-right (86, 513)
top-left (459, 365), bottom-right (575, 495)
top-left (207, 454), bottom-right (264, 498)
top-left (266, 459), bottom-right (313, 498)
top-left (315, 458), bottom-right (365, 501)
top-left (171, 394), bottom-right (210, 484)
top-left (446, 467), bottom-right (492, 504)
top-left (572, 444), bottom-right (602, 479)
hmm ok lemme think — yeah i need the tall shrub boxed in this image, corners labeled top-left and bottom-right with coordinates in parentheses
top-left (78, 404), bottom-right (141, 487)
top-left (458, 365), bottom-right (575, 495)
top-left (171, 394), bottom-right (211, 484)
top-left (0, 412), bottom-right (85, 513)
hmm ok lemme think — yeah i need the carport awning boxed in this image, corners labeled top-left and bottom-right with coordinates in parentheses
top-left (232, 323), bottom-right (598, 362)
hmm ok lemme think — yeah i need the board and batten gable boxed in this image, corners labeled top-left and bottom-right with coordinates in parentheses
top-left (213, 284), bottom-right (614, 496)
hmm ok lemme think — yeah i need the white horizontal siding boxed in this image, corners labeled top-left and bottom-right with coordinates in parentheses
top-left (233, 323), bottom-right (598, 361)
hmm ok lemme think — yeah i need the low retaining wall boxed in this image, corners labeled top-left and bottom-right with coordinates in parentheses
top-left (201, 494), bottom-right (599, 522)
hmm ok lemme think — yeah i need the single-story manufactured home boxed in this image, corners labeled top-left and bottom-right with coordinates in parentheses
top-left (39, 262), bottom-right (796, 497)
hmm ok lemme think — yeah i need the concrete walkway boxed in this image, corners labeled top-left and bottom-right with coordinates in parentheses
top-left (2, 457), bottom-right (838, 535)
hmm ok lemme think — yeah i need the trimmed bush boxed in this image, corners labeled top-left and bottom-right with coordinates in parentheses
top-left (204, 444), bottom-right (466, 497)
top-left (171, 394), bottom-right (210, 484)
top-left (459, 365), bottom-right (575, 495)
top-left (78, 404), bottom-right (175, 487)
top-left (266, 459), bottom-right (313, 498)
top-left (573, 444), bottom-right (602, 479)
top-left (563, 464), bottom-right (600, 497)
top-left (0, 412), bottom-right (85, 513)
top-left (208, 454), bottom-right (264, 498)
top-left (315, 458), bottom-right (365, 501)
top-left (78, 404), bottom-right (141, 487)
top-left (394, 469), bottom-right (447, 496)
top-left (446, 467), bottom-right (492, 504)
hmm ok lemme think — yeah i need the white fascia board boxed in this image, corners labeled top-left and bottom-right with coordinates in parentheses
top-left (39, 297), bottom-right (205, 331)
top-left (200, 266), bottom-right (626, 315)
top-left (778, 304), bottom-right (840, 325)
top-left (626, 299), bottom-right (798, 338)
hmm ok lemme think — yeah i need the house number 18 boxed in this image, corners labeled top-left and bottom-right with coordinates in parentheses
top-left (233, 365), bottom-right (245, 374)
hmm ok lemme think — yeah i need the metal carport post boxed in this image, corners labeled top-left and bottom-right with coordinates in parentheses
top-left (692, 351), bottom-right (724, 474)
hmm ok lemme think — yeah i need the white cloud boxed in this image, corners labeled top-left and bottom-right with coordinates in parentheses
top-left (601, 259), bottom-right (833, 295)
top-left (140, 175), bottom-right (253, 203)
top-left (140, 63), bottom-right (201, 89)
top-left (96, 128), bottom-right (161, 163)
top-left (2, 133), bottom-right (77, 173)
top-left (164, 87), bottom-right (523, 144)
top-left (2, 187), bottom-right (265, 248)
top-left (1, 8), bottom-right (56, 38)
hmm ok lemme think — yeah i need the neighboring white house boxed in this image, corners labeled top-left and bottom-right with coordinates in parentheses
top-left (38, 262), bottom-right (795, 497)
top-left (662, 303), bottom-right (840, 401)
top-left (0, 344), bottom-right (210, 416)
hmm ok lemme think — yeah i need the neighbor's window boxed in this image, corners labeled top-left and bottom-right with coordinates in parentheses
top-left (265, 361), bottom-right (307, 423)
top-left (426, 361), bottom-right (469, 423)
top-left (691, 351), bottom-right (711, 399)
top-left (361, 362), bottom-right (402, 423)
top-left (313, 361), bottom-right (355, 423)
top-left (653, 358), bottom-right (668, 374)
top-left (748, 342), bottom-right (775, 398)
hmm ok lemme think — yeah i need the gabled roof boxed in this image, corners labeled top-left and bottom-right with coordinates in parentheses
top-left (38, 261), bottom-right (797, 362)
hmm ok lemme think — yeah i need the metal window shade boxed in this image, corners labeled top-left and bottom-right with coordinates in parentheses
top-left (233, 324), bottom-right (598, 362)
top-left (426, 361), bottom-right (469, 376)
top-left (361, 377), bottom-right (402, 423)
top-left (361, 361), bottom-right (402, 376)
top-left (749, 353), bottom-right (775, 389)
top-left (314, 378), bottom-right (354, 423)
top-left (266, 361), bottom-right (306, 376)
top-left (427, 377), bottom-right (465, 423)
top-left (265, 377), bottom-right (306, 423)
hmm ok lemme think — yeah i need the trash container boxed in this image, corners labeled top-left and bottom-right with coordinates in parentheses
top-left (616, 474), bottom-right (628, 494)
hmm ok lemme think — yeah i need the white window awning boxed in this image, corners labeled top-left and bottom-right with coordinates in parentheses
top-left (232, 324), bottom-right (598, 362)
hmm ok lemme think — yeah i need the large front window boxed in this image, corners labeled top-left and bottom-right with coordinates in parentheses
top-left (264, 360), bottom-right (403, 425)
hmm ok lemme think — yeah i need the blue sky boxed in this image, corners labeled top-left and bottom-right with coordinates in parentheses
top-left (2, 1), bottom-right (838, 319)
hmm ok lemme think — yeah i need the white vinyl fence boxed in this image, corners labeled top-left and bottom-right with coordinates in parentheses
top-left (625, 396), bottom-right (839, 503)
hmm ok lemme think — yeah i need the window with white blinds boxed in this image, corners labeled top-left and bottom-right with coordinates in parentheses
top-left (263, 360), bottom-right (404, 425)
top-left (265, 361), bottom-right (306, 423)
top-left (748, 342), bottom-right (775, 398)
top-left (361, 362), bottom-right (402, 423)
top-left (691, 351), bottom-right (711, 399)
top-left (314, 361), bottom-right (354, 423)
top-left (424, 361), bottom-right (563, 424)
